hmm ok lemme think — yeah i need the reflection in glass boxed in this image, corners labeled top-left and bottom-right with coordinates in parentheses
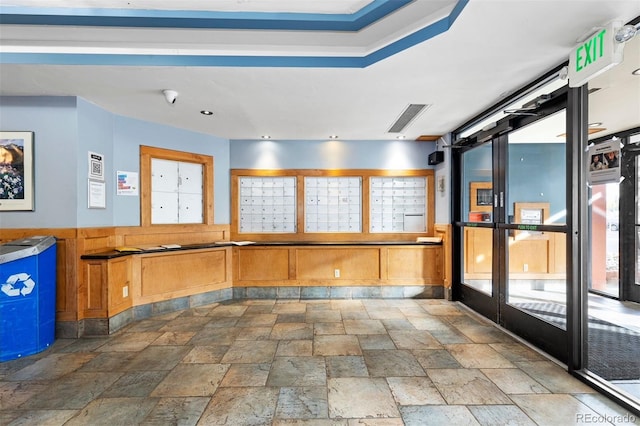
top-left (463, 226), bottom-right (492, 295)
top-left (636, 227), bottom-right (640, 285)
top-left (588, 183), bottom-right (619, 298)
top-left (507, 111), bottom-right (567, 225)
top-left (462, 145), bottom-right (493, 223)
top-left (507, 231), bottom-right (567, 329)
top-left (461, 143), bottom-right (493, 296)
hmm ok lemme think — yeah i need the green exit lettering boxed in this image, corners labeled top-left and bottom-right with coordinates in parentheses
top-left (575, 29), bottom-right (606, 72)
top-left (517, 224), bottom-right (538, 231)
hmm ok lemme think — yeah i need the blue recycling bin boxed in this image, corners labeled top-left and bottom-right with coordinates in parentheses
top-left (0, 236), bottom-right (57, 362)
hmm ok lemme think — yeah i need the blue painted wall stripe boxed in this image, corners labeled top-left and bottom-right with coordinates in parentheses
top-left (0, 0), bottom-right (412, 31)
top-left (0, 52), bottom-right (367, 68)
top-left (0, 0), bottom-right (468, 69)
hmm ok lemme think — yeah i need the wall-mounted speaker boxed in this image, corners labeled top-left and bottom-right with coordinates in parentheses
top-left (428, 150), bottom-right (444, 165)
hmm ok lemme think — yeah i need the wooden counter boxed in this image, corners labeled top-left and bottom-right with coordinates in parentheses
top-left (77, 238), bottom-right (445, 335)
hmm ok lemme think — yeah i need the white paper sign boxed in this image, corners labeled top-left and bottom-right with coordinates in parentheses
top-left (88, 179), bottom-right (106, 208)
top-left (588, 139), bottom-right (621, 185)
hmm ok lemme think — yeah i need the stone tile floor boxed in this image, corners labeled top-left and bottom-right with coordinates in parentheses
top-left (0, 299), bottom-right (637, 425)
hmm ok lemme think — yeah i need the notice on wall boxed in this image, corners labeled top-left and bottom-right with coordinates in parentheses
top-left (88, 179), bottom-right (106, 208)
top-left (88, 151), bottom-right (104, 180)
top-left (588, 139), bottom-right (621, 185)
top-left (116, 171), bottom-right (139, 196)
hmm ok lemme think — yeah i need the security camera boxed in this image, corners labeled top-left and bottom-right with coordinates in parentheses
top-left (162, 89), bottom-right (178, 105)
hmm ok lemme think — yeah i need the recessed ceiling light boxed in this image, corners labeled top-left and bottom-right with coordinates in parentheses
top-left (328, 135), bottom-right (339, 139)
top-left (589, 122), bottom-right (603, 127)
top-left (261, 135), bottom-right (271, 139)
top-left (200, 110), bottom-right (213, 116)
top-left (632, 68), bottom-right (640, 76)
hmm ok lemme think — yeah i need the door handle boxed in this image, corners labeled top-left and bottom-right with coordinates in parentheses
top-left (500, 191), bottom-right (504, 208)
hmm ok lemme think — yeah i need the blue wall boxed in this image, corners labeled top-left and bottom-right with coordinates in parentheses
top-left (508, 143), bottom-right (566, 220)
top-left (230, 139), bottom-right (435, 170)
top-left (462, 143), bottom-right (566, 221)
top-left (0, 97), bottom-right (79, 228)
top-left (1, 96), bottom-right (439, 230)
top-left (112, 115), bottom-right (231, 225)
top-left (77, 98), bottom-right (115, 227)
top-left (0, 96), bottom-right (231, 228)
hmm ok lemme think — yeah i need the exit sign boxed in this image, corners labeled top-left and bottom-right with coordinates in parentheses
top-left (568, 21), bottom-right (625, 87)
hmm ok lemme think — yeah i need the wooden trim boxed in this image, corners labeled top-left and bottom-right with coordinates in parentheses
top-left (435, 223), bottom-right (452, 289)
top-left (231, 169), bottom-right (435, 242)
top-left (416, 135), bottom-right (441, 141)
top-left (0, 228), bottom-right (77, 241)
top-left (469, 181), bottom-right (492, 214)
top-left (140, 145), bottom-right (214, 227)
top-left (513, 202), bottom-right (550, 240)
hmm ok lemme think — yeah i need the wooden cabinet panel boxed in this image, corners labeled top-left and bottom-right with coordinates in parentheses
top-left (296, 248), bottom-right (380, 280)
top-left (387, 247), bottom-right (441, 280)
top-left (465, 227), bottom-right (493, 274)
top-left (141, 249), bottom-right (227, 297)
top-left (108, 256), bottom-right (132, 316)
top-left (82, 260), bottom-right (108, 318)
top-left (509, 239), bottom-right (549, 273)
top-left (236, 248), bottom-right (289, 280)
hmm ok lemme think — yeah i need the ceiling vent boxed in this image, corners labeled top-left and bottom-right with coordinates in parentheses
top-left (388, 104), bottom-right (430, 133)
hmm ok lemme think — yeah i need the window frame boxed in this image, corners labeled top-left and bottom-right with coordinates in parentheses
top-left (140, 145), bottom-right (214, 227)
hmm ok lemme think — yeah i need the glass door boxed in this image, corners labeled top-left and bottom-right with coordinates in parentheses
top-left (635, 151), bottom-right (640, 299)
top-left (499, 111), bottom-right (569, 361)
top-left (454, 82), bottom-right (571, 362)
top-left (626, 133), bottom-right (640, 303)
top-left (457, 141), bottom-right (497, 321)
top-left (584, 131), bottom-right (640, 403)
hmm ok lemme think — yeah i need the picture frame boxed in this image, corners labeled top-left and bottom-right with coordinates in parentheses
top-left (514, 202), bottom-right (550, 239)
top-left (0, 131), bottom-right (34, 211)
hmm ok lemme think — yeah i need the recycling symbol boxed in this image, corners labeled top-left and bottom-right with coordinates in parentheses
top-left (1, 273), bottom-right (36, 297)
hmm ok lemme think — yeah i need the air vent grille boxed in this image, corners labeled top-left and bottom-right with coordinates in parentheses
top-left (388, 104), bottom-right (429, 133)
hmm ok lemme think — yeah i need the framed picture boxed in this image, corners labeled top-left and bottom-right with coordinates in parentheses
top-left (0, 131), bottom-right (34, 211)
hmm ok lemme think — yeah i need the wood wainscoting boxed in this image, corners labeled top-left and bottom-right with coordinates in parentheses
top-left (1, 228), bottom-right (79, 325)
top-left (233, 244), bottom-right (443, 288)
top-left (1, 224), bottom-right (231, 337)
top-left (1, 223), bottom-right (452, 336)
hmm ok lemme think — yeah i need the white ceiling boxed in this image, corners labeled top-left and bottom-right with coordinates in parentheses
top-left (0, 0), bottom-right (639, 142)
